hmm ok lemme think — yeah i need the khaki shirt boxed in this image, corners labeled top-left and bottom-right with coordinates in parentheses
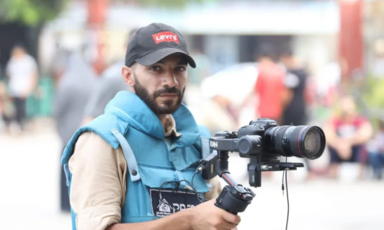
top-left (69, 114), bottom-right (222, 230)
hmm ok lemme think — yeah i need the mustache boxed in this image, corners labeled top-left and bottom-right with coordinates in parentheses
top-left (153, 87), bottom-right (182, 98)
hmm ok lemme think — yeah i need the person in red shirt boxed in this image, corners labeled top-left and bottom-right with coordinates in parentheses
top-left (324, 95), bottom-right (373, 178)
top-left (243, 44), bottom-right (289, 125)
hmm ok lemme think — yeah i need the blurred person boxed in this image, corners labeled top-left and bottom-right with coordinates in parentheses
top-left (51, 43), bottom-right (71, 87)
top-left (367, 120), bottom-right (384, 180)
top-left (0, 81), bottom-right (15, 134)
top-left (323, 95), bottom-right (373, 179)
top-left (280, 49), bottom-right (314, 179)
top-left (61, 23), bottom-right (239, 230)
top-left (242, 44), bottom-right (288, 125)
top-left (82, 29), bottom-right (138, 125)
top-left (54, 51), bottom-right (97, 212)
top-left (241, 44), bottom-right (288, 179)
top-left (5, 44), bottom-right (39, 133)
top-left (280, 49), bottom-right (308, 126)
top-left (316, 58), bottom-right (347, 107)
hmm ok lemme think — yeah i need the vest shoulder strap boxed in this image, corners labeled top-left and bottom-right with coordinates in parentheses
top-left (110, 128), bottom-right (141, 182)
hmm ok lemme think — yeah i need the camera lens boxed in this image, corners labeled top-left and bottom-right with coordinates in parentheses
top-left (304, 129), bottom-right (322, 157)
top-left (265, 125), bottom-right (326, 160)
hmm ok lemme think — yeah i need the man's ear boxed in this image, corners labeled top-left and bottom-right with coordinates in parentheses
top-left (122, 66), bottom-right (135, 87)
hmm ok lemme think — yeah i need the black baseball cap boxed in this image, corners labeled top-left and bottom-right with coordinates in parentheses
top-left (125, 23), bottom-right (196, 68)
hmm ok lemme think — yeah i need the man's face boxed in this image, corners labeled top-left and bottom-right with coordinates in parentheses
top-left (129, 53), bottom-right (188, 114)
top-left (340, 96), bottom-right (356, 119)
top-left (12, 47), bottom-right (25, 58)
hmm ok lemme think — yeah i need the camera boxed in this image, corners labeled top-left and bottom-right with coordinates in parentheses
top-left (202, 118), bottom-right (326, 214)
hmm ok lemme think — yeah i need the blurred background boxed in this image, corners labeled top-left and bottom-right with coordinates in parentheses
top-left (0, 0), bottom-right (384, 229)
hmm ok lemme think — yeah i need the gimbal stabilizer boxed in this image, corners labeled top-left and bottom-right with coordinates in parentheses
top-left (210, 132), bottom-right (304, 214)
top-left (202, 118), bottom-right (326, 214)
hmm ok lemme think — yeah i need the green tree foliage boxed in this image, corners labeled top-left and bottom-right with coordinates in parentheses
top-left (0, 0), bottom-right (66, 26)
top-left (116, 0), bottom-right (217, 8)
top-left (364, 76), bottom-right (384, 108)
top-left (0, 0), bottom-right (216, 25)
top-left (363, 75), bottom-right (384, 126)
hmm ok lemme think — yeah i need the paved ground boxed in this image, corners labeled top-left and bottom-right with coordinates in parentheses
top-left (0, 118), bottom-right (383, 230)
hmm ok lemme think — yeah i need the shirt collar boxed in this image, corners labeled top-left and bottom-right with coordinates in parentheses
top-left (164, 114), bottom-right (182, 137)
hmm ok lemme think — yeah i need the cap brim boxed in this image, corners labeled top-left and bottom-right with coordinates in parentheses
top-left (136, 48), bottom-right (196, 68)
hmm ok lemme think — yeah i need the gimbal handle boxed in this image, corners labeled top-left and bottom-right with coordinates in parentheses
top-left (214, 151), bottom-right (256, 214)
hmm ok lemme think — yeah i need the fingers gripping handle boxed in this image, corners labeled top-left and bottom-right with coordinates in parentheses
top-left (214, 185), bottom-right (255, 214)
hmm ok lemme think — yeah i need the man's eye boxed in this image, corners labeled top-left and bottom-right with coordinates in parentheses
top-left (176, 66), bottom-right (186, 72)
top-left (150, 66), bottom-right (161, 71)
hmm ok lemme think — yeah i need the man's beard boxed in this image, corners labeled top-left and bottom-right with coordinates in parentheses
top-left (133, 75), bottom-right (185, 115)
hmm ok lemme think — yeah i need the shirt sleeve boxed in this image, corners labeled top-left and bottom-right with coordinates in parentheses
top-left (284, 72), bottom-right (300, 89)
top-left (27, 55), bottom-right (38, 72)
top-left (69, 132), bottom-right (127, 230)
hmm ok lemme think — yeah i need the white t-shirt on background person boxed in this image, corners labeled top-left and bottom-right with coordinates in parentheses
top-left (6, 55), bottom-right (38, 97)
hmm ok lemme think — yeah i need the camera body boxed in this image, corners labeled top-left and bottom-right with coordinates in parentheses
top-left (238, 118), bottom-right (278, 138)
top-left (211, 118), bottom-right (277, 157)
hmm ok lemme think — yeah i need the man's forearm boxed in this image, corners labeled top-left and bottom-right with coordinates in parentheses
top-left (26, 72), bottom-right (38, 95)
top-left (106, 209), bottom-right (192, 230)
top-left (348, 123), bottom-right (373, 146)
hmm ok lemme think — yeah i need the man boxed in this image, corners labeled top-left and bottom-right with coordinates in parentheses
top-left (54, 51), bottom-right (97, 212)
top-left (367, 120), bottom-right (384, 180)
top-left (5, 44), bottom-right (38, 132)
top-left (82, 29), bottom-right (138, 124)
top-left (61, 23), bottom-right (240, 230)
top-left (279, 50), bottom-right (314, 179)
top-left (51, 41), bottom-right (71, 88)
top-left (324, 95), bottom-right (373, 178)
top-left (81, 59), bottom-right (126, 124)
top-left (279, 50), bottom-right (308, 126)
top-left (242, 44), bottom-right (287, 125)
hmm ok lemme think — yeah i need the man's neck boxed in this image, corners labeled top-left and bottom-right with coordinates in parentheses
top-left (158, 114), bottom-right (168, 129)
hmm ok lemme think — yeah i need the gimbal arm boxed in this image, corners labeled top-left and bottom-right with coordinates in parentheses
top-left (214, 150), bottom-right (256, 214)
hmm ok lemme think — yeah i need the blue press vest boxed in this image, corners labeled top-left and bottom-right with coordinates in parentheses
top-left (61, 91), bottom-right (211, 229)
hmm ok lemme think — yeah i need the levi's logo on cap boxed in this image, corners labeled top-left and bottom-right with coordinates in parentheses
top-left (152, 32), bottom-right (179, 44)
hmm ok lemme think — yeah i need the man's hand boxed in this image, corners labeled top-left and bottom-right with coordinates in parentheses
top-left (107, 199), bottom-right (240, 230)
top-left (187, 199), bottom-right (241, 230)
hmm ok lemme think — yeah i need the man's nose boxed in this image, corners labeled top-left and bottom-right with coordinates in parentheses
top-left (162, 72), bottom-right (178, 88)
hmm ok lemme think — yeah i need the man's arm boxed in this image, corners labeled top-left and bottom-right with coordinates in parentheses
top-left (281, 87), bottom-right (293, 110)
top-left (25, 57), bottom-right (39, 97)
top-left (348, 121), bottom-right (373, 146)
top-left (106, 199), bottom-right (239, 230)
top-left (106, 209), bottom-right (192, 230)
top-left (30, 70), bottom-right (39, 91)
top-left (69, 132), bottom-right (126, 230)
